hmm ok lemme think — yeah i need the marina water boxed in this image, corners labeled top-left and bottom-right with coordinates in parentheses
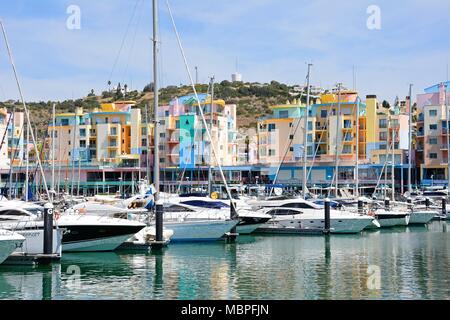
top-left (0, 221), bottom-right (448, 300)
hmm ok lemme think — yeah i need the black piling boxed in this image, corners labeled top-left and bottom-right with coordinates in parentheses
top-left (358, 198), bottom-right (364, 215)
top-left (324, 199), bottom-right (331, 234)
top-left (155, 202), bottom-right (164, 242)
top-left (441, 197), bottom-right (446, 217)
top-left (43, 203), bottom-right (54, 255)
top-left (384, 198), bottom-right (390, 210)
top-left (425, 197), bottom-right (431, 209)
top-left (227, 201), bottom-right (238, 243)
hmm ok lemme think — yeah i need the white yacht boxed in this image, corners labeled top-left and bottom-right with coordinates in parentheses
top-left (0, 202), bottom-right (146, 252)
top-left (367, 208), bottom-right (410, 228)
top-left (246, 198), bottom-right (379, 233)
top-left (262, 207), bottom-right (376, 234)
top-left (68, 198), bottom-right (237, 242)
top-left (162, 194), bottom-right (272, 234)
top-left (0, 230), bottom-right (25, 264)
top-left (161, 202), bottom-right (240, 242)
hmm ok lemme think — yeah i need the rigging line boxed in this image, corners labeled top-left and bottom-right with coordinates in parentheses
top-left (108, 0), bottom-right (141, 84)
top-left (327, 100), bottom-right (357, 198)
top-left (1, 20), bottom-right (50, 199)
top-left (269, 73), bottom-right (309, 193)
top-left (123, 0), bottom-right (144, 86)
top-left (166, 0), bottom-right (235, 204)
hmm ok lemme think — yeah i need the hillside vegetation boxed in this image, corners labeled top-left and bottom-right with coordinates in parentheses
top-left (0, 80), bottom-right (306, 139)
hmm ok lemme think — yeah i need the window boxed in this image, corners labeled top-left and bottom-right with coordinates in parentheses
top-left (429, 138), bottom-right (438, 145)
top-left (321, 110), bottom-right (327, 118)
top-left (79, 129), bottom-right (86, 137)
top-left (289, 135), bottom-right (294, 140)
top-left (110, 127), bottom-right (117, 135)
top-left (308, 121), bottom-right (313, 131)
top-left (429, 153), bottom-right (438, 159)
top-left (279, 110), bottom-right (289, 118)
top-left (430, 124), bottom-right (438, 130)
top-left (160, 133), bottom-right (165, 138)
top-left (141, 127), bottom-right (147, 135)
top-left (379, 144), bottom-right (387, 150)
top-left (176, 121), bottom-right (180, 129)
top-left (268, 124), bottom-right (276, 132)
top-left (61, 119), bottom-right (69, 126)
top-left (80, 140), bottom-right (86, 148)
top-left (289, 122), bottom-right (293, 128)
top-left (307, 134), bottom-right (313, 142)
top-left (269, 149), bottom-right (276, 156)
top-left (68, 141), bottom-right (71, 145)
top-left (160, 120), bottom-right (166, 125)
top-left (342, 145), bottom-right (352, 154)
top-left (141, 139), bottom-right (147, 146)
top-left (165, 111), bottom-right (170, 117)
top-left (429, 110), bottom-right (437, 117)
top-left (290, 147), bottom-right (294, 152)
top-left (379, 119), bottom-right (387, 129)
top-left (379, 132), bottom-right (387, 141)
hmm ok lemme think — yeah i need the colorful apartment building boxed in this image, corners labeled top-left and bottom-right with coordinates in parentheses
top-left (416, 81), bottom-right (450, 183)
top-left (158, 94), bottom-right (238, 169)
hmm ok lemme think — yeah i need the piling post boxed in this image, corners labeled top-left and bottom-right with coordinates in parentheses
top-left (441, 197), bottom-right (446, 217)
top-left (43, 203), bottom-right (54, 255)
top-left (384, 198), bottom-right (390, 210)
top-left (358, 198), bottom-right (364, 215)
top-left (155, 200), bottom-right (164, 242)
top-left (227, 201), bottom-right (238, 243)
top-left (324, 198), bottom-right (331, 234)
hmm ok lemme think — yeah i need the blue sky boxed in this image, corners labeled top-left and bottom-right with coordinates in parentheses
top-left (0, 0), bottom-right (449, 102)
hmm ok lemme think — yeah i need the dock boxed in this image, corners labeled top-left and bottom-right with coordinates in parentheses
top-left (2, 253), bottom-right (61, 266)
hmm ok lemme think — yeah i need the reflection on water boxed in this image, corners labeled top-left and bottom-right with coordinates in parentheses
top-left (0, 221), bottom-right (448, 300)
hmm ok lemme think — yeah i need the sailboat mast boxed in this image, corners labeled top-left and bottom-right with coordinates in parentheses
top-left (334, 83), bottom-right (342, 197)
top-left (25, 114), bottom-right (29, 200)
top-left (208, 76), bottom-right (215, 196)
top-left (145, 103), bottom-right (151, 184)
top-left (408, 84), bottom-right (413, 194)
top-left (303, 63), bottom-right (312, 198)
top-left (9, 107), bottom-right (15, 199)
top-left (152, 0), bottom-right (160, 199)
top-left (445, 66), bottom-right (449, 196)
top-left (52, 103), bottom-right (55, 201)
top-left (355, 96), bottom-right (360, 198)
top-left (391, 115), bottom-right (395, 201)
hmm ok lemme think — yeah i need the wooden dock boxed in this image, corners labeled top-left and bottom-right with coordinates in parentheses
top-left (2, 253), bottom-right (61, 266)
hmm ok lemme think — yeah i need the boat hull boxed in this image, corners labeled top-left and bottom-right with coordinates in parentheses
top-left (409, 211), bottom-right (435, 224)
top-left (237, 217), bottom-right (272, 234)
top-left (61, 225), bottom-right (145, 252)
top-left (0, 233), bottom-right (25, 264)
top-left (276, 217), bottom-right (374, 234)
top-left (371, 215), bottom-right (410, 228)
top-left (164, 220), bottom-right (239, 242)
